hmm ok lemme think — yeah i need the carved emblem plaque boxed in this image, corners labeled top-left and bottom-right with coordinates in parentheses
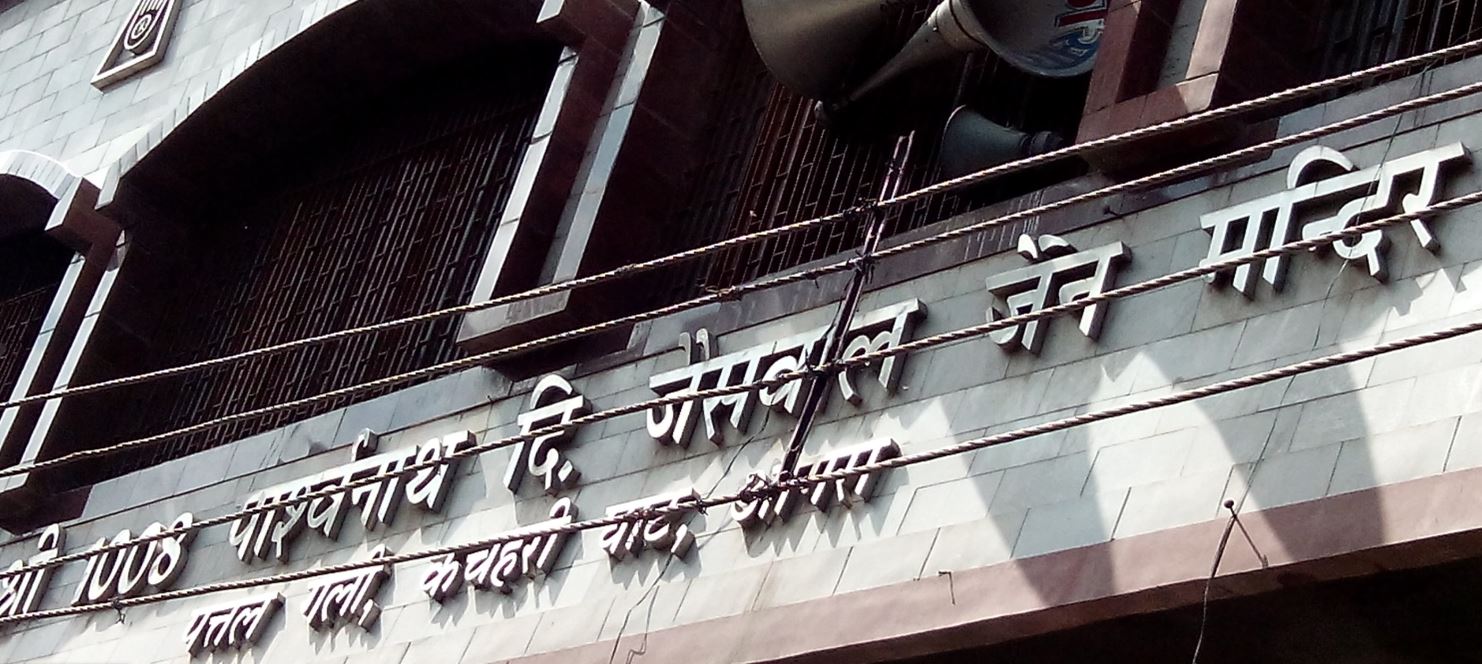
top-left (93, 0), bottom-right (182, 89)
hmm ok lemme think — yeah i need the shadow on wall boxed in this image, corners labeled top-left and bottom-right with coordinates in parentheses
top-left (871, 123), bottom-right (1482, 655)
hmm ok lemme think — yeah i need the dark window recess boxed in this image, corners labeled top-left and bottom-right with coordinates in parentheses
top-left (68, 50), bottom-right (559, 487)
top-left (1315, 0), bottom-right (1482, 80)
top-left (0, 235), bottom-right (71, 402)
top-left (647, 0), bottom-right (1088, 306)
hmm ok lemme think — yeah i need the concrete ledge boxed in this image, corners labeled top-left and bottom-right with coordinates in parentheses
top-left (507, 464), bottom-right (1482, 663)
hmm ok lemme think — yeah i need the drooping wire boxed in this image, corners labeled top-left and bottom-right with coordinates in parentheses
top-left (6, 71), bottom-right (1481, 485)
top-left (5, 34), bottom-right (1482, 414)
top-left (5, 311), bottom-right (1482, 627)
top-left (1191, 501), bottom-right (1239, 663)
top-left (4, 186), bottom-right (1480, 585)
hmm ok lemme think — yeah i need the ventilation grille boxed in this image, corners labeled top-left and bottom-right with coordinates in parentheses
top-left (73, 49), bottom-right (560, 487)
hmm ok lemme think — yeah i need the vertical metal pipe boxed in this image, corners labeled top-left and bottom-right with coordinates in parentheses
top-left (780, 133), bottom-right (914, 479)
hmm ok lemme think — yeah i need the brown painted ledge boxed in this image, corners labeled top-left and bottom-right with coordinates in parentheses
top-left (506, 465), bottom-right (1482, 663)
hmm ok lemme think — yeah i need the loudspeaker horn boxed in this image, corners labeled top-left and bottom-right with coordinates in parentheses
top-left (938, 106), bottom-right (1065, 179)
top-left (832, 0), bottom-right (1105, 112)
top-left (741, 0), bottom-right (888, 100)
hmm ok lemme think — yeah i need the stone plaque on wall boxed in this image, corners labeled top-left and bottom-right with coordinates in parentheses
top-left (93, 0), bottom-right (182, 89)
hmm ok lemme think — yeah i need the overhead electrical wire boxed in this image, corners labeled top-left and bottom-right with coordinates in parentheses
top-left (2, 73), bottom-right (1479, 580)
top-left (2, 34), bottom-right (1481, 624)
top-left (5, 312), bottom-right (1480, 627)
top-left (3, 34), bottom-right (1482, 413)
top-left (4, 69), bottom-right (1480, 484)
top-left (4, 188), bottom-right (1477, 585)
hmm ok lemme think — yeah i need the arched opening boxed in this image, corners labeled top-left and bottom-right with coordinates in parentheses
top-left (98, 51), bottom-right (557, 482)
top-left (41, 4), bottom-right (564, 491)
top-left (0, 180), bottom-right (73, 435)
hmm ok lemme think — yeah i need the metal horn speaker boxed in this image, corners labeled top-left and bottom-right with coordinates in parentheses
top-left (938, 106), bottom-right (1065, 179)
top-left (741, 0), bottom-right (888, 100)
top-left (834, 0), bottom-right (1106, 110)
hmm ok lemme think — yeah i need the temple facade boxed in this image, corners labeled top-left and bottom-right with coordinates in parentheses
top-left (1, 0), bottom-right (1481, 662)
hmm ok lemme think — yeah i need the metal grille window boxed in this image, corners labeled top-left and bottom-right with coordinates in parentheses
top-left (1317, 0), bottom-right (1482, 78)
top-left (0, 235), bottom-right (71, 405)
top-left (650, 1), bottom-right (1088, 305)
top-left (77, 49), bottom-right (559, 486)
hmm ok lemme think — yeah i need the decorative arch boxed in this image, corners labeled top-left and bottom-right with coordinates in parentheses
top-left (0, 151), bottom-right (82, 250)
top-left (93, 0), bottom-right (636, 354)
top-left (0, 150), bottom-right (79, 202)
top-left (96, 0), bottom-right (551, 216)
top-left (0, 151), bottom-right (115, 252)
top-left (13, 0), bottom-right (640, 517)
